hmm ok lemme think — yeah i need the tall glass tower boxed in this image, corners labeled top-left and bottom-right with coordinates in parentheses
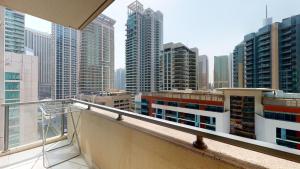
top-left (214, 55), bottom-right (230, 88)
top-left (51, 24), bottom-right (79, 99)
top-left (125, 1), bottom-right (163, 94)
top-left (79, 14), bottom-right (115, 94)
top-left (3, 8), bottom-right (25, 53)
top-left (233, 42), bottom-right (245, 88)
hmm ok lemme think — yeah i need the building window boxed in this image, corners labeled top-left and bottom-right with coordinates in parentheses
top-left (276, 128), bottom-right (300, 150)
top-left (5, 91), bottom-right (20, 100)
top-left (205, 105), bottom-right (224, 112)
top-left (264, 111), bottom-right (297, 122)
top-left (167, 101), bottom-right (178, 107)
top-left (156, 100), bottom-right (164, 105)
top-left (185, 103), bottom-right (199, 110)
top-left (5, 82), bottom-right (20, 90)
top-left (5, 72), bottom-right (20, 80)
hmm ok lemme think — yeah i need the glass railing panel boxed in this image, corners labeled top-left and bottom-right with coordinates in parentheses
top-left (5, 102), bottom-right (64, 149)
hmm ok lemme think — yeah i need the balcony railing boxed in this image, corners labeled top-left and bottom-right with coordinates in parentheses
top-left (1, 98), bottom-right (300, 167)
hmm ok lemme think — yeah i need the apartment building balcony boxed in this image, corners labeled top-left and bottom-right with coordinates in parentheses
top-left (258, 46), bottom-right (270, 52)
top-left (258, 34), bottom-right (270, 41)
top-left (281, 36), bottom-right (292, 43)
top-left (281, 29), bottom-right (292, 36)
top-left (257, 40), bottom-right (270, 47)
top-left (246, 46), bottom-right (253, 51)
top-left (281, 43), bottom-right (292, 48)
top-left (1, 99), bottom-right (300, 169)
top-left (245, 41), bottom-right (254, 47)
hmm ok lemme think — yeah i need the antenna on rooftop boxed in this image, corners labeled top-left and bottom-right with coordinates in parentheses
top-left (263, 3), bottom-right (272, 26)
top-left (266, 4), bottom-right (268, 19)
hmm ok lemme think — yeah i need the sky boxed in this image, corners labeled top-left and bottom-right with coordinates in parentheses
top-left (25, 0), bottom-right (300, 82)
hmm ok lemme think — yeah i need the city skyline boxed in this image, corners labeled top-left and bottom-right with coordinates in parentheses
top-left (25, 0), bottom-right (300, 83)
top-left (0, 1), bottom-right (299, 167)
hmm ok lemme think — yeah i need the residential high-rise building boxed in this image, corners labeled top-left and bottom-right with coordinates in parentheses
top-left (25, 28), bottom-right (52, 99)
top-left (214, 55), bottom-right (229, 88)
top-left (125, 1), bottom-right (163, 94)
top-left (278, 15), bottom-right (300, 92)
top-left (79, 14), bottom-right (115, 94)
top-left (244, 24), bottom-right (278, 89)
top-left (197, 55), bottom-right (209, 90)
top-left (228, 53), bottom-right (233, 88)
top-left (244, 14), bottom-right (300, 93)
top-left (233, 42), bottom-right (245, 88)
top-left (51, 24), bottom-right (79, 99)
top-left (1, 8), bottom-right (25, 54)
top-left (115, 68), bottom-right (126, 90)
top-left (0, 7), bottom-right (38, 149)
top-left (160, 42), bottom-right (197, 91)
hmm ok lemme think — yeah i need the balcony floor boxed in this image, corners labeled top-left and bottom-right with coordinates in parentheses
top-left (0, 142), bottom-right (89, 169)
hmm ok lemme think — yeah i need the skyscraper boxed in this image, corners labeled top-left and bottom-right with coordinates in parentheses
top-left (244, 14), bottom-right (300, 93)
top-left (25, 28), bottom-right (52, 99)
top-left (233, 42), bottom-right (245, 88)
top-left (160, 43), bottom-right (197, 91)
top-left (115, 68), bottom-right (126, 90)
top-left (79, 14), bottom-right (115, 94)
top-left (228, 53), bottom-right (233, 88)
top-left (0, 7), bottom-right (38, 149)
top-left (278, 15), bottom-right (300, 92)
top-left (197, 55), bottom-right (209, 90)
top-left (1, 8), bottom-right (25, 54)
top-left (126, 1), bottom-right (163, 94)
top-left (51, 24), bottom-right (79, 99)
top-left (244, 24), bottom-right (277, 89)
top-left (214, 55), bottom-right (229, 88)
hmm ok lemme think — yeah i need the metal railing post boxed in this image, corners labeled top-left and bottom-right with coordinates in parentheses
top-left (3, 105), bottom-right (9, 152)
top-left (116, 114), bottom-right (123, 121)
top-left (193, 135), bottom-right (207, 150)
top-left (61, 101), bottom-right (65, 136)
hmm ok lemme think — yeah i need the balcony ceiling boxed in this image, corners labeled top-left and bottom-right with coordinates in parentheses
top-left (0, 0), bottom-right (114, 30)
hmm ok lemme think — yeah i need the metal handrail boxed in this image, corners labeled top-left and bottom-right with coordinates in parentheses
top-left (1, 99), bottom-right (70, 106)
top-left (1, 98), bottom-right (300, 163)
top-left (70, 99), bottom-right (300, 163)
top-left (1, 99), bottom-right (70, 152)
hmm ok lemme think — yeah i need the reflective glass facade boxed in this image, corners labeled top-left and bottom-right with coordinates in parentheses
top-left (79, 15), bottom-right (115, 94)
top-left (4, 8), bottom-right (25, 53)
top-left (52, 24), bottom-right (78, 99)
top-left (4, 72), bottom-right (20, 147)
top-left (126, 1), bottom-right (163, 94)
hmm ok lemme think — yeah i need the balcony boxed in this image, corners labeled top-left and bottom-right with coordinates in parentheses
top-left (0, 99), bottom-right (300, 169)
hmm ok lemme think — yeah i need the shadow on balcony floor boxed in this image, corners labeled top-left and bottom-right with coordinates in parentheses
top-left (0, 140), bottom-right (89, 169)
